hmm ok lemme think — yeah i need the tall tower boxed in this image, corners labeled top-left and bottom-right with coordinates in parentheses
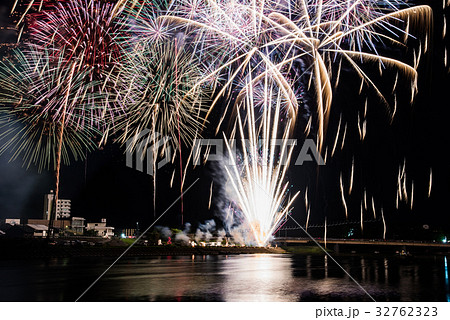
top-left (43, 190), bottom-right (55, 220)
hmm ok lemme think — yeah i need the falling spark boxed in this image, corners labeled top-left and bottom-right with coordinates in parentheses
top-left (391, 93), bottom-right (398, 123)
top-left (360, 201), bottom-right (364, 233)
top-left (339, 173), bottom-right (348, 219)
top-left (306, 206), bottom-right (311, 232)
top-left (304, 187), bottom-right (309, 211)
top-left (170, 169), bottom-right (176, 188)
top-left (397, 165), bottom-right (403, 202)
top-left (402, 171), bottom-right (408, 202)
top-left (340, 123), bottom-right (347, 150)
top-left (392, 72), bottom-right (399, 93)
top-left (445, 47), bottom-right (448, 69)
top-left (362, 119), bottom-right (367, 140)
top-left (364, 99), bottom-right (368, 118)
top-left (363, 188), bottom-right (367, 210)
top-left (395, 191), bottom-right (399, 209)
top-left (428, 168), bottom-right (433, 197)
top-left (371, 197), bottom-right (376, 219)
top-left (349, 157), bottom-right (354, 194)
top-left (357, 112), bottom-right (362, 139)
top-left (443, 15), bottom-right (447, 39)
top-left (208, 181), bottom-right (214, 210)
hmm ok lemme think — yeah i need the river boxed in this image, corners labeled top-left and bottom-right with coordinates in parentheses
top-left (0, 254), bottom-right (449, 301)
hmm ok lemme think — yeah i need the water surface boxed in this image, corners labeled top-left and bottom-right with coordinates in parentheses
top-left (0, 254), bottom-right (448, 301)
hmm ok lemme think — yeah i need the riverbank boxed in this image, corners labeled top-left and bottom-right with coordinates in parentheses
top-left (0, 238), bottom-right (286, 259)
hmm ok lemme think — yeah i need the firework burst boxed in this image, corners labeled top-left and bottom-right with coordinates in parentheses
top-left (161, 0), bottom-right (431, 152)
top-left (17, 0), bottom-right (126, 129)
top-left (111, 39), bottom-right (210, 155)
top-left (0, 45), bottom-right (100, 171)
top-left (223, 73), bottom-right (300, 246)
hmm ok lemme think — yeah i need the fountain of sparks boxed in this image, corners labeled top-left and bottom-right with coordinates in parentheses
top-left (222, 75), bottom-right (300, 246)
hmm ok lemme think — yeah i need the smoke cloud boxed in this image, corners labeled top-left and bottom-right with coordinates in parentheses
top-left (174, 222), bottom-right (191, 244)
top-left (156, 226), bottom-right (172, 239)
top-left (194, 219), bottom-right (216, 242)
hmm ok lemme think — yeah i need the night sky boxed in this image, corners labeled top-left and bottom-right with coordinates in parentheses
top-left (0, 0), bottom-right (449, 239)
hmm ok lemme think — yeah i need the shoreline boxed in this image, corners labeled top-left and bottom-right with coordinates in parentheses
top-left (0, 239), bottom-right (287, 259)
top-left (2, 238), bottom-right (449, 259)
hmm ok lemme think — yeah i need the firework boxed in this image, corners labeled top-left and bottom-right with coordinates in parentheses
top-left (21, 0), bottom-right (126, 129)
top-left (111, 40), bottom-right (210, 156)
top-left (223, 74), bottom-right (300, 246)
top-left (0, 43), bottom-right (102, 236)
top-left (109, 34), bottom-right (211, 216)
top-left (161, 0), bottom-right (431, 153)
top-left (5, 0), bottom-right (435, 242)
top-left (156, 0), bottom-right (431, 241)
top-left (113, 1), bottom-right (433, 237)
top-left (339, 172), bottom-right (348, 218)
top-left (110, 0), bottom-right (213, 153)
top-left (0, 45), bottom-right (100, 171)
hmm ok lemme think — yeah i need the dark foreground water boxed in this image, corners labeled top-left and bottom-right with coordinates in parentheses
top-left (1, 254), bottom-right (449, 301)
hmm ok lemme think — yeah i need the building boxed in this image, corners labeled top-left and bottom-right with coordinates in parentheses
top-left (43, 190), bottom-right (71, 220)
top-left (28, 219), bottom-right (71, 230)
top-left (56, 199), bottom-right (71, 219)
top-left (26, 224), bottom-right (48, 237)
top-left (5, 218), bottom-right (20, 225)
top-left (71, 217), bottom-right (85, 234)
top-left (0, 218), bottom-right (21, 226)
top-left (86, 219), bottom-right (114, 238)
top-left (43, 191), bottom-right (53, 220)
top-left (4, 224), bottom-right (48, 238)
top-left (0, 219), bottom-right (69, 238)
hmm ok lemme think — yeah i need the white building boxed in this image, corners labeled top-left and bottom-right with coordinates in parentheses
top-left (56, 199), bottom-right (71, 219)
top-left (5, 218), bottom-right (20, 225)
top-left (71, 217), bottom-right (85, 234)
top-left (43, 190), bottom-right (71, 220)
top-left (86, 219), bottom-right (114, 238)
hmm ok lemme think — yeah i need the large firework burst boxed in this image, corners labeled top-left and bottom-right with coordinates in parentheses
top-left (0, 45), bottom-right (100, 170)
top-left (160, 0), bottom-right (431, 151)
top-left (19, 0), bottom-right (126, 129)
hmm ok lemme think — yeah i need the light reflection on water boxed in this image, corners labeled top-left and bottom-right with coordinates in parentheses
top-left (0, 254), bottom-right (448, 301)
top-left (445, 256), bottom-right (450, 302)
top-left (221, 254), bottom-right (296, 301)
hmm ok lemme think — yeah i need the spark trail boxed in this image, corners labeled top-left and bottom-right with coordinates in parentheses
top-left (223, 74), bottom-right (300, 246)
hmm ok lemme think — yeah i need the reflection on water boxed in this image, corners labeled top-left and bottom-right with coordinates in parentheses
top-left (221, 254), bottom-right (296, 301)
top-left (445, 257), bottom-right (450, 302)
top-left (0, 254), bottom-right (449, 301)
